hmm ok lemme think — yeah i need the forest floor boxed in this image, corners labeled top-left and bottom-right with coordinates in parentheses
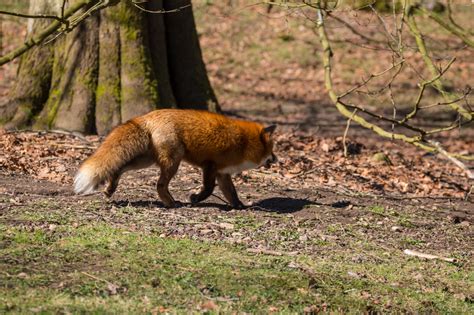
top-left (1, 0), bottom-right (473, 313)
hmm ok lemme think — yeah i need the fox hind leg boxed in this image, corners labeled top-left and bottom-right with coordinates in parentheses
top-left (104, 173), bottom-right (121, 198)
top-left (103, 155), bottom-right (154, 198)
top-left (155, 144), bottom-right (183, 208)
top-left (216, 173), bottom-right (244, 209)
top-left (190, 163), bottom-right (217, 204)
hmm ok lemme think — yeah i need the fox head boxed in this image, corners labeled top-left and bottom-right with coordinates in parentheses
top-left (260, 125), bottom-right (278, 168)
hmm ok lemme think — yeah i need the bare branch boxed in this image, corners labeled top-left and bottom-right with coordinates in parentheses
top-left (131, 2), bottom-right (191, 14)
top-left (0, 0), bottom-right (120, 66)
top-left (0, 10), bottom-right (67, 24)
top-left (405, 6), bottom-right (473, 121)
top-left (416, 6), bottom-right (474, 48)
top-left (343, 109), bottom-right (357, 158)
top-left (0, 0), bottom-right (90, 66)
top-left (427, 140), bottom-right (474, 177)
top-left (446, 0), bottom-right (474, 36)
top-left (313, 1), bottom-right (474, 163)
top-left (400, 57), bottom-right (456, 123)
top-left (326, 12), bottom-right (385, 44)
top-left (338, 59), bottom-right (404, 99)
top-left (419, 89), bottom-right (471, 110)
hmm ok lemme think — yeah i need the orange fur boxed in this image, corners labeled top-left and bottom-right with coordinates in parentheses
top-left (74, 109), bottom-right (276, 208)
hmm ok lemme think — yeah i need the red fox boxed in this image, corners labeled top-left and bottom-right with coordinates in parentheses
top-left (74, 109), bottom-right (277, 208)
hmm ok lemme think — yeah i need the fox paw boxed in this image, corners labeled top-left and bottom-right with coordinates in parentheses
top-left (103, 190), bottom-right (114, 198)
top-left (231, 202), bottom-right (246, 210)
top-left (189, 193), bottom-right (201, 204)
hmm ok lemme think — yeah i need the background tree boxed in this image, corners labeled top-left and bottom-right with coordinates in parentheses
top-left (0, 0), bottom-right (219, 135)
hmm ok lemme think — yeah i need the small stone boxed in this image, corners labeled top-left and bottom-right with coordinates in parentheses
top-left (107, 283), bottom-right (119, 295)
top-left (200, 229), bottom-right (213, 235)
top-left (55, 165), bottom-right (66, 172)
top-left (299, 235), bottom-right (308, 241)
top-left (17, 272), bottom-right (28, 279)
top-left (321, 142), bottom-right (330, 152)
top-left (372, 152), bottom-right (392, 165)
top-left (391, 226), bottom-right (402, 232)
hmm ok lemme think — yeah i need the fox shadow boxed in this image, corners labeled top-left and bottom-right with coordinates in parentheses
top-left (251, 197), bottom-right (315, 214)
top-left (111, 197), bottom-right (316, 213)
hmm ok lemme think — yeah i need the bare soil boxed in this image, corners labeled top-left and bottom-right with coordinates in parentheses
top-left (0, 130), bottom-right (472, 260)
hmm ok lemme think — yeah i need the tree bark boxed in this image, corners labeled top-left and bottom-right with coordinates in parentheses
top-left (0, 1), bottom-right (54, 129)
top-left (1, 0), bottom-right (219, 134)
top-left (146, 0), bottom-right (177, 109)
top-left (163, 0), bottom-right (219, 112)
top-left (95, 5), bottom-right (122, 135)
top-left (118, 0), bottom-right (158, 122)
top-left (34, 11), bottom-right (100, 132)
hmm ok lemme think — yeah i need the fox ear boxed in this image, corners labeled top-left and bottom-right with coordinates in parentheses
top-left (263, 125), bottom-right (276, 135)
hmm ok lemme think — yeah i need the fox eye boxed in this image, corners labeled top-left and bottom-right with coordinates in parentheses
top-left (263, 125), bottom-right (276, 135)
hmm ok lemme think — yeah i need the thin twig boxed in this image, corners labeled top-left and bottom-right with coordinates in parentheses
top-left (327, 12), bottom-right (385, 44)
top-left (338, 60), bottom-right (404, 99)
top-left (403, 249), bottom-right (457, 263)
top-left (61, 0), bottom-right (68, 19)
top-left (405, 7), bottom-right (473, 121)
top-left (400, 57), bottom-right (457, 123)
top-left (132, 2), bottom-right (191, 14)
top-left (343, 109), bottom-right (357, 158)
top-left (0, 10), bottom-right (67, 24)
top-left (0, 0), bottom-right (90, 66)
top-left (81, 271), bottom-right (117, 285)
top-left (428, 140), bottom-right (474, 178)
top-left (416, 7), bottom-right (474, 48)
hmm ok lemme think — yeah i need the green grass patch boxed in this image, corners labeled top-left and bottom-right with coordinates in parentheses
top-left (1, 223), bottom-right (472, 313)
top-left (369, 205), bottom-right (386, 215)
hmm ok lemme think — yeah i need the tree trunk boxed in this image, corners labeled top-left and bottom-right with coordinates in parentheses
top-left (163, 0), bottom-right (218, 111)
top-left (1, 0), bottom-right (219, 135)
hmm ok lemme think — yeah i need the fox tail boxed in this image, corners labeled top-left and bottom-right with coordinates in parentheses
top-left (73, 121), bottom-right (149, 194)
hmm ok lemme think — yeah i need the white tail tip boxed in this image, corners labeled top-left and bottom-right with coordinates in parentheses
top-left (74, 166), bottom-right (97, 195)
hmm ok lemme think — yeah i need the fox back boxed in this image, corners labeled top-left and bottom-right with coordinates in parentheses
top-left (136, 109), bottom-right (275, 172)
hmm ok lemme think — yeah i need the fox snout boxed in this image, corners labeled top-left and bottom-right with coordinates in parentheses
top-left (263, 153), bottom-right (278, 168)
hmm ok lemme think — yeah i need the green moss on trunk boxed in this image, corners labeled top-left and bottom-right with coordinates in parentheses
top-left (95, 5), bottom-right (122, 136)
top-left (34, 8), bottom-right (99, 133)
top-left (0, 8), bottom-right (53, 129)
top-left (118, 0), bottom-right (159, 121)
top-left (4, 0), bottom-right (219, 134)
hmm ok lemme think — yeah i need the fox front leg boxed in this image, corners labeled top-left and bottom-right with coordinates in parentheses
top-left (190, 163), bottom-right (217, 204)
